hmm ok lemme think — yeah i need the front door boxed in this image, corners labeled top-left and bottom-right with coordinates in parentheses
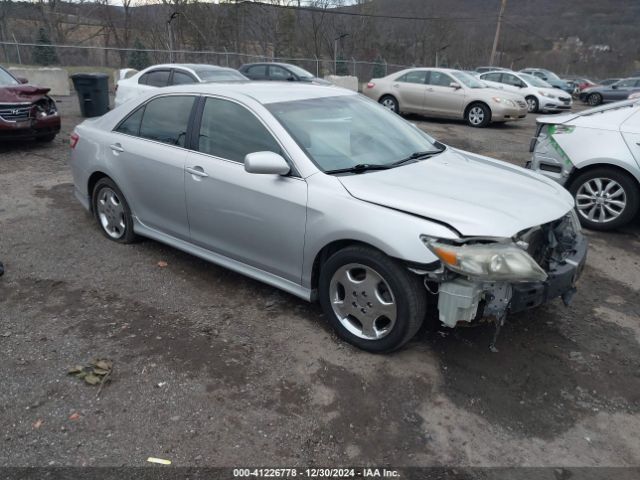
top-left (184, 97), bottom-right (307, 283)
top-left (423, 70), bottom-right (465, 117)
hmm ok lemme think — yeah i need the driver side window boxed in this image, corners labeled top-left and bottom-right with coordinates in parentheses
top-left (270, 66), bottom-right (293, 81)
top-left (197, 98), bottom-right (281, 163)
top-left (427, 71), bottom-right (454, 87)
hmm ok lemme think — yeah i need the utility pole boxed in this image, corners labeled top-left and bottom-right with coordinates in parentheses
top-left (334, 33), bottom-right (349, 75)
top-left (489, 0), bottom-right (507, 66)
top-left (167, 11), bottom-right (179, 63)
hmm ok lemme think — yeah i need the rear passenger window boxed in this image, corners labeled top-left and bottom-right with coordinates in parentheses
top-left (140, 70), bottom-right (170, 87)
top-left (198, 98), bottom-right (280, 162)
top-left (172, 71), bottom-right (195, 85)
top-left (483, 72), bottom-right (502, 82)
top-left (139, 96), bottom-right (194, 146)
top-left (115, 106), bottom-right (145, 136)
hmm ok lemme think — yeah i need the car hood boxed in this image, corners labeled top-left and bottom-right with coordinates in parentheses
top-left (337, 148), bottom-right (574, 238)
top-left (0, 85), bottom-right (51, 103)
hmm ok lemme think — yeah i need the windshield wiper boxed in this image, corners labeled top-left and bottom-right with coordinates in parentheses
top-left (325, 163), bottom-right (392, 175)
top-left (392, 147), bottom-right (445, 167)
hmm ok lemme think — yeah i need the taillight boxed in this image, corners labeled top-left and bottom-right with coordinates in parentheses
top-left (70, 132), bottom-right (79, 149)
top-left (366, 82), bottom-right (375, 89)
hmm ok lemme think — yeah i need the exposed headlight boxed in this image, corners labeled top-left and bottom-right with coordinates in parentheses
top-left (492, 96), bottom-right (516, 107)
top-left (567, 208), bottom-right (582, 234)
top-left (538, 90), bottom-right (557, 99)
top-left (421, 236), bottom-right (548, 282)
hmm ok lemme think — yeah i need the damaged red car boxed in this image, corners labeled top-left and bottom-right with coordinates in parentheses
top-left (0, 65), bottom-right (60, 142)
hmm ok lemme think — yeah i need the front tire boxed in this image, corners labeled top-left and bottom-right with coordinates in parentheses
top-left (318, 245), bottom-right (426, 353)
top-left (379, 95), bottom-right (399, 114)
top-left (587, 93), bottom-right (602, 106)
top-left (525, 96), bottom-right (539, 113)
top-left (91, 178), bottom-right (138, 243)
top-left (466, 102), bottom-right (491, 128)
top-left (569, 168), bottom-right (640, 231)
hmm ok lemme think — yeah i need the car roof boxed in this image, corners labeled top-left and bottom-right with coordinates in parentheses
top-left (151, 81), bottom-right (354, 105)
top-left (142, 64), bottom-right (230, 72)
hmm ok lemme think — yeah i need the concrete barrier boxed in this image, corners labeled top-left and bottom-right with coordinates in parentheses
top-left (8, 67), bottom-right (70, 96)
top-left (325, 75), bottom-right (359, 92)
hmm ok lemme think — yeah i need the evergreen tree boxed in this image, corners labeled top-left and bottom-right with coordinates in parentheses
top-left (372, 55), bottom-right (386, 78)
top-left (33, 28), bottom-right (58, 66)
top-left (129, 38), bottom-right (150, 71)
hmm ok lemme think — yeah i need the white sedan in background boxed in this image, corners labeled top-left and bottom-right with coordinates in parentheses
top-left (114, 63), bottom-right (248, 107)
top-left (479, 70), bottom-right (573, 113)
top-left (528, 99), bottom-right (640, 230)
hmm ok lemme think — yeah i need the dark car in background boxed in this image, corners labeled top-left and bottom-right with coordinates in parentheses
top-left (0, 65), bottom-right (60, 142)
top-left (239, 62), bottom-right (331, 85)
top-left (579, 77), bottom-right (640, 105)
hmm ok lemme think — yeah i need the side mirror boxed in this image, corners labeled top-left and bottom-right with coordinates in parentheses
top-left (244, 151), bottom-right (290, 175)
top-left (611, 84), bottom-right (618, 89)
top-left (17, 77), bottom-right (28, 84)
top-left (450, 82), bottom-right (462, 89)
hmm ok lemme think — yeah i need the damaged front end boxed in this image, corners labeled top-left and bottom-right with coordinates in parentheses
top-left (419, 210), bottom-right (587, 349)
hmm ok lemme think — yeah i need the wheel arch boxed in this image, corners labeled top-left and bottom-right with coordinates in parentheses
top-left (463, 100), bottom-right (492, 122)
top-left (565, 161), bottom-right (640, 191)
top-left (87, 171), bottom-right (111, 212)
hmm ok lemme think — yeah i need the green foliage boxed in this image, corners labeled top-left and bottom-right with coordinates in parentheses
top-left (336, 52), bottom-right (349, 76)
top-left (129, 38), bottom-right (151, 71)
top-left (33, 28), bottom-right (58, 66)
top-left (372, 55), bottom-right (386, 78)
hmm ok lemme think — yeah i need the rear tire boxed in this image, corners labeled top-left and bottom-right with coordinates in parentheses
top-left (569, 167), bottom-right (640, 231)
top-left (91, 178), bottom-right (139, 243)
top-left (587, 93), bottom-right (602, 106)
top-left (379, 95), bottom-right (399, 114)
top-left (318, 245), bottom-right (426, 353)
top-left (466, 102), bottom-right (491, 128)
top-left (525, 96), bottom-right (539, 113)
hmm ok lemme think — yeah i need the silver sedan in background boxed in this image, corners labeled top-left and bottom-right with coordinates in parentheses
top-left (70, 83), bottom-right (585, 352)
top-left (363, 67), bottom-right (528, 127)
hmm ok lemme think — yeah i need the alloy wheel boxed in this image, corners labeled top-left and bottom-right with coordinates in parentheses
top-left (575, 177), bottom-right (627, 223)
top-left (468, 106), bottom-right (485, 125)
top-left (329, 263), bottom-right (397, 340)
top-left (96, 187), bottom-right (127, 239)
top-left (526, 98), bottom-right (537, 112)
top-left (381, 98), bottom-right (397, 111)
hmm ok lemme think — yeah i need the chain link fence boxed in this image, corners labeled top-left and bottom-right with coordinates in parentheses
top-left (0, 41), bottom-right (417, 87)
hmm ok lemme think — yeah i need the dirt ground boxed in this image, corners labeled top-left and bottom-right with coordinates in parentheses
top-left (0, 94), bottom-right (639, 470)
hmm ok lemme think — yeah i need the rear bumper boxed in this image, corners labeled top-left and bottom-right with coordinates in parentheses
top-left (510, 234), bottom-right (588, 313)
top-left (0, 114), bottom-right (61, 139)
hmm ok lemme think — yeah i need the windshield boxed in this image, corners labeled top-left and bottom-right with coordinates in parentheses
top-left (0, 68), bottom-right (18, 86)
top-left (521, 73), bottom-right (551, 88)
top-left (266, 95), bottom-right (441, 173)
top-left (196, 68), bottom-right (247, 82)
top-left (542, 70), bottom-right (560, 80)
top-left (286, 64), bottom-right (314, 79)
top-left (451, 71), bottom-right (485, 88)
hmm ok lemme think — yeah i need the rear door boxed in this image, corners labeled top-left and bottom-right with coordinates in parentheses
top-left (607, 79), bottom-right (636, 101)
top-left (109, 94), bottom-right (196, 240)
top-left (391, 70), bottom-right (428, 113)
top-left (479, 72), bottom-right (505, 90)
top-left (423, 70), bottom-right (465, 117)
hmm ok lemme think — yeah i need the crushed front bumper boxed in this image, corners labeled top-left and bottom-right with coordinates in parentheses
top-left (0, 113), bottom-right (60, 140)
top-left (510, 233), bottom-right (587, 312)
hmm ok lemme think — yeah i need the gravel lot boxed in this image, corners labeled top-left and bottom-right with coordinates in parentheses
top-left (1, 94), bottom-right (639, 469)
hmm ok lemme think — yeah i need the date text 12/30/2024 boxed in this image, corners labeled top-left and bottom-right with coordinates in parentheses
top-left (233, 468), bottom-right (400, 478)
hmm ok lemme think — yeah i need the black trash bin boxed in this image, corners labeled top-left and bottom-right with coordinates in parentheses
top-left (71, 73), bottom-right (110, 117)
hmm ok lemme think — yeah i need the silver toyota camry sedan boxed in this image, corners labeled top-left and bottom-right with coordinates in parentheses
top-left (70, 83), bottom-right (587, 353)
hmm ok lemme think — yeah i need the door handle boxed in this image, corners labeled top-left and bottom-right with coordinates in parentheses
top-left (186, 166), bottom-right (208, 178)
top-left (109, 143), bottom-right (124, 153)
